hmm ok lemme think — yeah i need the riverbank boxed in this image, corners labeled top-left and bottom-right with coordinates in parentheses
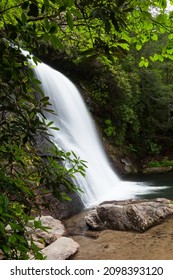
top-left (64, 212), bottom-right (173, 260)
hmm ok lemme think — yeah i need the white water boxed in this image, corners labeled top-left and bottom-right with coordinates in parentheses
top-left (31, 60), bottom-right (168, 207)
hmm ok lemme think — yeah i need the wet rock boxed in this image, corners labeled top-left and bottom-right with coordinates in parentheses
top-left (121, 158), bottom-right (138, 174)
top-left (41, 236), bottom-right (79, 260)
top-left (143, 166), bottom-right (173, 174)
top-left (85, 198), bottom-right (173, 232)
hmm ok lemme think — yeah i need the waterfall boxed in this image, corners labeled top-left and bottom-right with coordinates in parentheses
top-left (34, 62), bottom-right (122, 207)
top-left (26, 57), bottom-right (166, 208)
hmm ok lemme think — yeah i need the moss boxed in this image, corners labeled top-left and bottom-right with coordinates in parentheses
top-left (147, 158), bottom-right (173, 168)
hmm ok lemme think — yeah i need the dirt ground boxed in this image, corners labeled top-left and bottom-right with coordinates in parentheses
top-left (64, 212), bottom-right (173, 260)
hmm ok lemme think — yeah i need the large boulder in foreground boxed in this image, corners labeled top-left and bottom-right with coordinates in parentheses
top-left (85, 198), bottom-right (173, 232)
top-left (41, 237), bottom-right (79, 260)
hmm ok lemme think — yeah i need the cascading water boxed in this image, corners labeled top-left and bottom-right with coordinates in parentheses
top-left (26, 56), bottom-right (167, 208)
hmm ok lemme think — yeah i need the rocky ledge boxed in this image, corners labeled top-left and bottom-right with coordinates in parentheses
top-left (85, 198), bottom-right (173, 232)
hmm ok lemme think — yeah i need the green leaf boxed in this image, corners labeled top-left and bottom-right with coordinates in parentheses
top-left (139, 57), bottom-right (148, 67)
top-left (149, 55), bottom-right (155, 62)
top-left (169, 11), bottom-right (173, 18)
top-left (132, 9), bottom-right (140, 18)
top-left (168, 34), bottom-right (173, 40)
top-left (156, 14), bottom-right (168, 24)
top-left (136, 44), bottom-right (142, 50)
top-left (47, 121), bottom-right (54, 126)
top-left (1, 245), bottom-right (11, 254)
top-left (159, 0), bottom-right (167, 9)
top-left (70, 7), bottom-right (82, 18)
top-left (44, 18), bottom-right (50, 30)
top-left (41, 96), bottom-right (50, 102)
top-left (63, 0), bottom-right (74, 7)
top-left (21, 13), bottom-right (27, 24)
top-left (8, 235), bottom-right (17, 244)
top-left (151, 33), bottom-right (158, 41)
top-left (166, 48), bottom-right (173, 54)
top-left (144, 60), bottom-right (149, 67)
top-left (50, 127), bottom-right (59, 130)
top-left (66, 11), bottom-right (74, 29)
top-left (154, 53), bottom-right (163, 61)
top-left (0, 221), bottom-right (5, 235)
top-left (34, 220), bottom-right (42, 228)
top-left (50, 35), bottom-right (64, 49)
top-left (60, 192), bottom-right (72, 201)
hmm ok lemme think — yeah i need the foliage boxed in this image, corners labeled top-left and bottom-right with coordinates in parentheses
top-left (0, 48), bottom-right (87, 258)
top-left (125, 37), bottom-right (173, 156)
top-left (104, 119), bottom-right (116, 137)
top-left (81, 34), bottom-right (173, 158)
top-left (0, 194), bottom-right (45, 260)
top-left (1, 1), bottom-right (173, 60)
top-left (0, 1), bottom-right (88, 259)
top-left (84, 56), bottom-right (141, 149)
top-left (1, 0), bottom-right (173, 259)
top-left (147, 158), bottom-right (173, 167)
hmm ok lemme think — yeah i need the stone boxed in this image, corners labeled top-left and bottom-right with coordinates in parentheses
top-left (37, 215), bottom-right (65, 243)
top-left (27, 215), bottom-right (66, 246)
top-left (38, 215), bottom-right (65, 234)
top-left (85, 198), bottom-right (173, 232)
top-left (41, 236), bottom-right (79, 260)
top-left (143, 166), bottom-right (173, 174)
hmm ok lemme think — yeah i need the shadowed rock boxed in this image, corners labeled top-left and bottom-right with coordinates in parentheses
top-left (85, 198), bottom-right (173, 232)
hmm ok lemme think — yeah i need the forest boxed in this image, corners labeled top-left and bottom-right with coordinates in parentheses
top-left (1, 0), bottom-right (173, 259)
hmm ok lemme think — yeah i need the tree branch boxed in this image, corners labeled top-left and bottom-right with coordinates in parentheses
top-left (0, 3), bottom-right (23, 15)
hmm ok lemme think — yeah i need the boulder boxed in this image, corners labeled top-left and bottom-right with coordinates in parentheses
top-left (41, 236), bottom-right (79, 260)
top-left (27, 215), bottom-right (66, 246)
top-left (28, 216), bottom-right (80, 259)
top-left (85, 198), bottom-right (173, 232)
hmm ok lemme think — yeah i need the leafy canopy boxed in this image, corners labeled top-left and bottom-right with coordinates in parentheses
top-left (1, 1), bottom-right (173, 61)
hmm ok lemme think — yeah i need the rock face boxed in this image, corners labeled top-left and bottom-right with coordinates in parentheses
top-left (42, 192), bottom-right (84, 219)
top-left (85, 198), bottom-right (173, 232)
top-left (104, 142), bottom-right (139, 175)
top-left (142, 166), bottom-right (173, 174)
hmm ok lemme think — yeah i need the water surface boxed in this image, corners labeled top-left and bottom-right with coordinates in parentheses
top-left (123, 172), bottom-right (173, 200)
